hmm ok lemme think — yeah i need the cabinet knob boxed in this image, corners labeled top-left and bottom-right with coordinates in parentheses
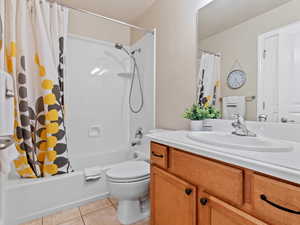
top-left (185, 188), bottom-right (193, 196)
top-left (200, 198), bottom-right (208, 206)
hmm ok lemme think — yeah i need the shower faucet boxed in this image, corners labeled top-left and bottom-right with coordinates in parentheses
top-left (135, 128), bottom-right (144, 139)
top-left (131, 128), bottom-right (144, 147)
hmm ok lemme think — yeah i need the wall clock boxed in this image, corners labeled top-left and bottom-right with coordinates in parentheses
top-left (227, 69), bottom-right (247, 89)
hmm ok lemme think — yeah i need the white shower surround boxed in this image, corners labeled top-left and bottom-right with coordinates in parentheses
top-left (1, 34), bottom-right (155, 225)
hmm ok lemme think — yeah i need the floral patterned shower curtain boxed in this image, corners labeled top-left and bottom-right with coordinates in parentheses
top-left (5, 0), bottom-right (71, 178)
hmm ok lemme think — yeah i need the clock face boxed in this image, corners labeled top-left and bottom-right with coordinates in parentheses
top-left (227, 70), bottom-right (247, 89)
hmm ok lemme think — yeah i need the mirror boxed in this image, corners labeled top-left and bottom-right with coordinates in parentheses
top-left (197, 0), bottom-right (300, 123)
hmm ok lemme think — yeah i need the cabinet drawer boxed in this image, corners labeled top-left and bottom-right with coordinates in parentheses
top-left (253, 174), bottom-right (300, 225)
top-left (150, 142), bottom-right (168, 169)
top-left (169, 149), bottom-right (244, 206)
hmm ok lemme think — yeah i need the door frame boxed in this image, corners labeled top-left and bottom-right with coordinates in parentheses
top-left (257, 20), bottom-right (300, 121)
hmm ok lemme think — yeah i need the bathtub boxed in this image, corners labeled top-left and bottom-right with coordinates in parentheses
top-left (2, 148), bottom-right (135, 225)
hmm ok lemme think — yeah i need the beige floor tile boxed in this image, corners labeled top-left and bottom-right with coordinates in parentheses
top-left (19, 218), bottom-right (42, 225)
top-left (108, 197), bottom-right (118, 209)
top-left (82, 207), bottom-right (120, 225)
top-left (132, 219), bottom-right (150, 225)
top-left (43, 208), bottom-right (81, 225)
top-left (58, 217), bottom-right (85, 225)
top-left (79, 199), bottom-right (112, 216)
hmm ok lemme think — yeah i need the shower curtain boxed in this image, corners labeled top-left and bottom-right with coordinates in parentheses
top-left (5, 0), bottom-right (71, 178)
top-left (197, 53), bottom-right (221, 107)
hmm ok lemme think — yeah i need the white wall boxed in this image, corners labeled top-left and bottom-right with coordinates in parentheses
top-left (66, 35), bottom-right (131, 162)
top-left (132, 0), bottom-right (201, 130)
top-left (68, 10), bottom-right (131, 45)
top-left (199, 0), bottom-right (300, 120)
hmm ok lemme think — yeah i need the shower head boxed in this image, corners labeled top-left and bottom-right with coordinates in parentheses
top-left (115, 43), bottom-right (123, 50)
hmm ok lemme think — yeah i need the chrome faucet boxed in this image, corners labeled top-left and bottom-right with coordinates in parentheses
top-left (258, 114), bottom-right (268, 122)
top-left (232, 114), bottom-right (256, 137)
top-left (131, 128), bottom-right (144, 147)
top-left (134, 127), bottom-right (144, 139)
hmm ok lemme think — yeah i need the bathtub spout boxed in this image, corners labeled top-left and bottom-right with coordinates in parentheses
top-left (131, 140), bottom-right (141, 147)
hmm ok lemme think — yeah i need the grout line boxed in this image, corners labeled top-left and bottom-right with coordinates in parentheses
top-left (78, 206), bottom-right (87, 225)
top-left (108, 198), bottom-right (117, 209)
top-left (81, 216), bottom-right (86, 225)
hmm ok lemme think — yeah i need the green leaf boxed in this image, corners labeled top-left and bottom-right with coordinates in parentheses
top-left (183, 104), bottom-right (221, 120)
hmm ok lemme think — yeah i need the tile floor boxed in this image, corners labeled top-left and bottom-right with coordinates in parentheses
top-left (20, 198), bottom-right (149, 225)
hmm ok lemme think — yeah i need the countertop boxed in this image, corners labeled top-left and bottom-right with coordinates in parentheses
top-left (147, 130), bottom-right (300, 185)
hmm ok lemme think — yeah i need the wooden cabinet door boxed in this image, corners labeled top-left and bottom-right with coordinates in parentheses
top-left (151, 166), bottom-right (197, 225)
top-left (198, 192), bottom-right (269, 225)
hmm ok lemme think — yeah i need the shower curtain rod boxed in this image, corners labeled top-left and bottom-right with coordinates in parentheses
top-left (47, 1), bottom-right (154, 34)
top-left (199, 49), bottom-right (221, 57)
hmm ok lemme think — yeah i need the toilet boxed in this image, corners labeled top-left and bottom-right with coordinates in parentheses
top-left (106, 161), bottom-right (150, 225)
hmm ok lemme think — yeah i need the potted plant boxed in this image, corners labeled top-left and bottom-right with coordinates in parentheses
top-left (183, 104), bottom-right (206, 131)
top-left (202, 105), bottom-right (221, 131)
top-left (183, 104), bottom-right (221, 131)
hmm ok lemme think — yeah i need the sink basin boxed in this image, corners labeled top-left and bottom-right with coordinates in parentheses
top-left (187, 132), bottom-right (293, 152)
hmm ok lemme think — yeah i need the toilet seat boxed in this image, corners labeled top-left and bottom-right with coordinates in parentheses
top-left (106, 161), bottom-right (150, 183)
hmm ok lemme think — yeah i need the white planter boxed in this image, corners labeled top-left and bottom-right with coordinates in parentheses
top-left (203, 119), bottom-right (213, 131)
top-left (190, 120), bottom-right (204, 131)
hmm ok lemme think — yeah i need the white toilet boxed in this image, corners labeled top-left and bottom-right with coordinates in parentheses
top-left (106, 161), bottom-right (150, 225)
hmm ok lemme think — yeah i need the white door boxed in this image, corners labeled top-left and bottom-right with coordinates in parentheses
top-left (258, 21), bottom-right (300, 123)
top-left (258, 34), bottom-right (279, 122)
top-left (278, 23), bottom-right (300, 123)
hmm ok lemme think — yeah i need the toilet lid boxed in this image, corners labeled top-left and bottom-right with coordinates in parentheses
top-left (106, 161), bottom-right (150, 180)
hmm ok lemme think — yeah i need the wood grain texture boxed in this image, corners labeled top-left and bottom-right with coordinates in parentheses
top-left (207, 196), bottom-right (269, 225)
top-left (253, 174), bottom-right (300, 225)
top-left (169, 148), bottom-right (244, 206)
top-left (151, 166), bottom-right (197, 225)
top-left (150, 142), bottom-right (169, 169)
top-left (198, 191), bottom-right (211, 225)
top-left (244, 170), bottom-right (253, 204)
top-left (150, 143), bottom-right (300, 225)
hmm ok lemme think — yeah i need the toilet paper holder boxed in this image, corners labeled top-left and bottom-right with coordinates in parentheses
top-left (0, 135), bottom-right (14, 150)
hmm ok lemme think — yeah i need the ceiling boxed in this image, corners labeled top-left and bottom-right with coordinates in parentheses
top-left (58, 0), bottom-right (156, 23)
top-left (198, 0), bottom-right (293, 40)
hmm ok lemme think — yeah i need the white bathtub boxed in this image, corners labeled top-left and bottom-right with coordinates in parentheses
top-left (2, 149), bottom-right (133, 225)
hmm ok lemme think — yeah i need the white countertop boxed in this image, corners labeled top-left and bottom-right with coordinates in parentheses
top-left (148, 129), bottom-right (300, 185)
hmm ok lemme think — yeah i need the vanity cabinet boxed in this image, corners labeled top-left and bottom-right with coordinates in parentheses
top-left (151, 166), bottom-right (197, 225)
top-left (252, 174), bottom-right (300, 225)
top-left (150, 142), bottom-right (300, 225)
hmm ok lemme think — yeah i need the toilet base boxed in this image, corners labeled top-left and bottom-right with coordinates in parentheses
top-left (117, 199), bottom-right (149, 225)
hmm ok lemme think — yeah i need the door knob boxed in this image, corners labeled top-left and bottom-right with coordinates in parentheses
top-left (185, 188), bottom-right (193, 196)
top-left (200, 198), bottom-right (208, 206)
